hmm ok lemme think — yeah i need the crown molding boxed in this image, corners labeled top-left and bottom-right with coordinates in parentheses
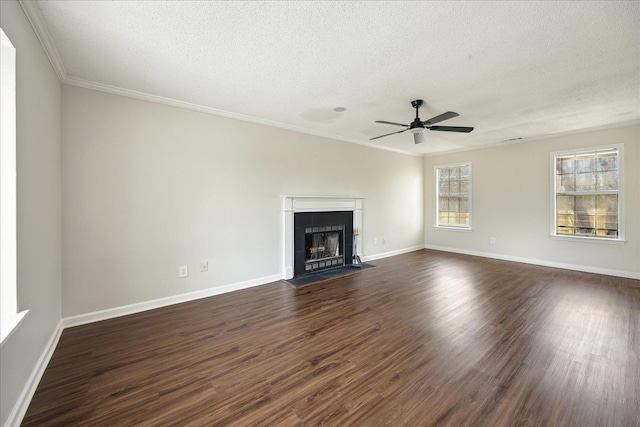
top-left (19, 0), bottom-right (67, 82)
top-left (422, 119), bottom-right (640, 157)
top-left (63, 76), bottom-right (421, 157)
top-left (18, 1), bottom-right (419, 158)
top-left (18, 1), bottom-right (419, 157)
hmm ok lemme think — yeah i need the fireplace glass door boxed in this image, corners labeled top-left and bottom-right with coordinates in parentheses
top-left (304, 225), bottom-right (344, 272)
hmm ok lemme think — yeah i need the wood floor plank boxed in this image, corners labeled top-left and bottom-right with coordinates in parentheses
top-left (22, 249), bottom-right (640, 426)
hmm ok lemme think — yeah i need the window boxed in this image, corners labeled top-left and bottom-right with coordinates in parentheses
top-left (435, 162), bottom-right (471, 229)
top-left (1, 28), bottom-right (27, 345)
top-left (551, 145), bottom-right (624, 242)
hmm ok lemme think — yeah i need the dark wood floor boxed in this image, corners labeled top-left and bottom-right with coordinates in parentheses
top-left (23, 250), bottom-right (640, 426)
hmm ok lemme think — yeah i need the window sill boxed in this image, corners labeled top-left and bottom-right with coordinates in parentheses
top-left (434, 226), bottom-right (473, 232)
top-left (0, 310), bottom-right (29, 348)
top-left (550, 235), bottom-right (626, 245)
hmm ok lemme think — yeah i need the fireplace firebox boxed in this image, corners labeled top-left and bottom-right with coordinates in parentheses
top-left (294, 211), bottom-right (353, 276)
top-left (305, 224), bottom-right (344, 271)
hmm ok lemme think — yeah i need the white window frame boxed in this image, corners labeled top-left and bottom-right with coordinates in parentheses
top-left (550, 144), bottom-right (625, 245)
top-left (434, 162), bottom-right (472, 231)
top-left (1, 29), bottom-right (28, 347)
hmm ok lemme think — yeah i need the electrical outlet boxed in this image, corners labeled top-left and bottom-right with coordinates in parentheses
top-left (490, 237), bottom-right (496, 244)
top-left (200, 261), bottom-right (208, 272)
top-left (179, 265), bottom-right (188, 278)
top-left (373, 237), bottom-right (378, 246)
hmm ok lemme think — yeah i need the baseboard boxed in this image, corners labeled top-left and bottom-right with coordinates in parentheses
top-left (361, 245), bottom-right (424, 262)
top-left (63, 273), bottom-right (284, 328)
top-left (424, 244), bottom-right (640, 280)
top-left (4, 319), bottom-right (64, 427)
top-left (65, 246), bottom-right (429, 329)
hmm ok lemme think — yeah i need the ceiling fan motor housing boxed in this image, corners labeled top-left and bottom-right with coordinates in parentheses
top-left (410, 119), bottom-right (425, 132)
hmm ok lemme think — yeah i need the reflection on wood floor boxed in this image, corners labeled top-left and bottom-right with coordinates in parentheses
top-left (23, 249), bottom-right (640, 426)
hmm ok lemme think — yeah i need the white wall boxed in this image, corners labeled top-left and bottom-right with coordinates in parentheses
top-left (424, 125), bottom-right (640, 278)
top-left (61, 85), bottom-right (424, 317)
top-left (0, 1), bottom-right (63, 426)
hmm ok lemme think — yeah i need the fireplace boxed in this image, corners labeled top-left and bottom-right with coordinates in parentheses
top-left (294, 211), bottom-right (353, 276)
top-left (282, 196), bottom-right (362, 279)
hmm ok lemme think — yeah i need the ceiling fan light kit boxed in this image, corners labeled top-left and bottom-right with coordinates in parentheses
top-left (371, 99), bottom-right (474, 144)
top-left (409, 124), bottom-right (425, 144)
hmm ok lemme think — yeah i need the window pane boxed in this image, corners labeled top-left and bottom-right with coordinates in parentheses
top-left (575, 156), bottom-right (596, 173)
top-left (439, 168), bottom-right (449, 180)
top-left (561, 158), bottom-right (575, 174)
top-left (459, 213), bottom-right (469, 226)
top-left (576, 228), bottom-right (596, 236)
top-left (449, 180), bottom-right (460, 195)
top-left (597, 153), bottom-right (618, 171)
top-left (438, 197), bottom-right (448, 211)
top-left (557, 226), bottom-right (574, 234)
top-left (557, 214), bottom-right (573, 227)
top-left (459, 180), bottom-right (469, 196)
top-left (596, 171), bottom-right (618, 191)
top-left (596, 194), bottom-right (617, 215)
top-left (459, 198), bottom-right (469, 213)
top-left (575, 216), bottom-right (595, 228)
top-left (439, 212), bottom-right (449, 224)
top-left (460, 165), bottom-right (470, 178)
top-left (575, 195), bottom-right (595, 215)
top-left (449, 167), bottom-right (459, 179)
top-left (557, 196), bottom-right (574, 214)
top-left (594, 216), bottom-right (618, 233)
top-left (557, 174), bottom-right (575, 192)
top-left (575, 173), bottom-right (596, 192)
top-left (439, 180), bottom-right (449, 195)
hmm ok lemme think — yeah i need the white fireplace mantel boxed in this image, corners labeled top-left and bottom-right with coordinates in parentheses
top-left (282, 196), bottom-right (363, 279)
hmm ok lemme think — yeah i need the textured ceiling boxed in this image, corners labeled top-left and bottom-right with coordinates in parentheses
top-left (29, 1), bottom-right (640, 155)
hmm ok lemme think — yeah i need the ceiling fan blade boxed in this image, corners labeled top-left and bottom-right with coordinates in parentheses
top-left (423, 111), bottom-right (459, 125)
top-left (428, 126), bottom-right (474, 133)
top-left (370, 128), bottom-right (409, 140)
top-left (375, 120), bottom-right (408, 127)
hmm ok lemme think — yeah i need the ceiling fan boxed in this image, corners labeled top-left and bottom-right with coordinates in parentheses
top-left (371, 100), bottom-right (474, 144)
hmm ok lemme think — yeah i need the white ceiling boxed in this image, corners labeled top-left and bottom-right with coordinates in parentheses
top-left (25, 1), bottom-right (640, 155)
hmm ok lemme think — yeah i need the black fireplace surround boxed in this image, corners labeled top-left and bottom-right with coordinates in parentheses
top-left (294, 211), bottom-right (353, 277)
